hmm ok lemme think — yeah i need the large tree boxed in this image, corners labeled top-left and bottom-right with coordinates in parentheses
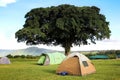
top-left (15, 4), bottom-right (111, 55)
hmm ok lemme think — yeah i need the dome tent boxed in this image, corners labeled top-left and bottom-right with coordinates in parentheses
top-left (0, 57), bottom-right (11, 64)
top-left (37, 52), bottom-right (66, 65)
top-left (56, 52), bottom-right (96, 76)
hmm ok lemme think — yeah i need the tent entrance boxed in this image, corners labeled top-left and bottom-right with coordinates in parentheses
top-left (37, 55), bottom-right (46, 65)
top-left (44, 55), bottom-right (50, 65)
top-left (37, 54), bottom-right (50, 65)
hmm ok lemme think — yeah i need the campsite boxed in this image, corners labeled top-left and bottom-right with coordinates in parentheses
top-left (0, 48), bottom-right (120, 80)
top-left (0, 58), bottom-right (120, 80)
top-left (0, 0), bottom-right (120, 80)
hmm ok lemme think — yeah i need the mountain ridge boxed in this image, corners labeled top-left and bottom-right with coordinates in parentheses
top-left (0, 47), bottom-right (56, 57)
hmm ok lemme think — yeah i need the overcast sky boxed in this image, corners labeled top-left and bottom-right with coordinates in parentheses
top-left (0, 0), bottom-right (120, 51)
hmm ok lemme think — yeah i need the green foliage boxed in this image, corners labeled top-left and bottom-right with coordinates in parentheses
top-left (14, 55), bottom-right (21, 58)
top-left (15, 4), bottom-right (111, 55)
top-left (7, 54), bottom-right (13, 58)
top-left (26, 55), bottom-right (36, 59)
top-left (21, 55), bottom-right (26, 58)
top-left (85, 52), bottom-right (97, 57)
top-left (115, 50), bottom-right (120, 55)
top-left (107, 53), bottom-right (116, 59)
top-left (6, 54), bottom-right (40, 59)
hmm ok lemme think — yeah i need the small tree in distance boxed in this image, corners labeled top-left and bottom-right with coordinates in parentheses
top-left (15, 4), bottom-right (111, 55)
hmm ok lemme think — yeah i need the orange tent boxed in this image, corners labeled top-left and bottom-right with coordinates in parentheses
top-left (56, 52), bottom-right (96, 76)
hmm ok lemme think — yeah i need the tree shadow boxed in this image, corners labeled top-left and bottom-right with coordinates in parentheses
top-left (42, 69), bottom-right (56, 74)
top-left (30, 62), bottom-right (57, 74)
top-left (113, 64), bottom-right (120, 66)
top-left (107, 63), bottom-right (120, 66)
top-left (31, 62), bottom-right (39, 65)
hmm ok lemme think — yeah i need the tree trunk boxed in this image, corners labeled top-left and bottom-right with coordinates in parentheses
top-left (65, 46), bottom-right (71, 56)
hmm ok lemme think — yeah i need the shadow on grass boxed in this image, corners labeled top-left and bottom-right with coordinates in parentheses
top-left (30, 62), bottom-right (40, 65)
top-left (113, 64), bottom-right (120, 66)
top-left (30, 62), bottom-right (57, 75)
top-left (42, 69), bottom-right (56, 74)
top-left (106, 63), bottom-right (120, 66)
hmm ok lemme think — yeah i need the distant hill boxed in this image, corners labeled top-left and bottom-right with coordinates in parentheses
top-left (0, 47), bottom-right (55, 57)
top-left (0, 49), bottom-right (14, 57)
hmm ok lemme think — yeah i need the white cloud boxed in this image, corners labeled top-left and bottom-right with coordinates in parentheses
top-left (0, 32), bottom-right (120, 51)
top-left (0, 0), bottom-right (16, 7)
top-left (71, 39), bottom-right (120, 51)
top-left (0, 33), bottom-right (27, 50)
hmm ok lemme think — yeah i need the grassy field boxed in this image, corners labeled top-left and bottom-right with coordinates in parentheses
top-left (0, 59), bottom-right (120, 80)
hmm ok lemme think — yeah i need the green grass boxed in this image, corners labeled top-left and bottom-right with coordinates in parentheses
top-left (0, 59), bottom-right (120, 80)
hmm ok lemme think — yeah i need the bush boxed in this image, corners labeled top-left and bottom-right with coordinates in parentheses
top-left (115, 50), bottom-right (120, 55)
top-left (107, 53), bottom-right (116, 59)
top-left (14, 55), bottom-right (21, 58)
top-left (26, 55), bottom-right (36, 59)
top-left (21, 55), bottom-right (26, 58)
top-left (7, 54), bottom-right (13, 58)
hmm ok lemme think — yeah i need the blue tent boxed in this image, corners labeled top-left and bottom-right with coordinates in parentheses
top-left (89, 55), bottom-right (109, 59)
top-left (117, 54), bottom-right (120, 58)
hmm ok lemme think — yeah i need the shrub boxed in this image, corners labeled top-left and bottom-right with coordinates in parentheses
top-left (7, 54), bottom-right (13, 58)
top-left (107, 53), bottom-right (116, 59)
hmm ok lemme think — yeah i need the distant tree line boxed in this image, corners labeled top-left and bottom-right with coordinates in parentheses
top-left (6, 50), bottom-right (120, 59)
top-left (7, 54), bottom-right (40, 59)
top-left (85, 50), bottom-right (120, 59)
top-left (98, 50), bottom-right (120, 59)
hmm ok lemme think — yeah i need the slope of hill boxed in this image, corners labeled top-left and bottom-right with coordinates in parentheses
top-left (0, 50), bottom-right (14, 57)
top-left (0, 47), bottom-right (55, 57)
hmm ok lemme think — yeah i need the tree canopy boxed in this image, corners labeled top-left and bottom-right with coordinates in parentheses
top-left (15, 4), bottom-right (111, 55)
